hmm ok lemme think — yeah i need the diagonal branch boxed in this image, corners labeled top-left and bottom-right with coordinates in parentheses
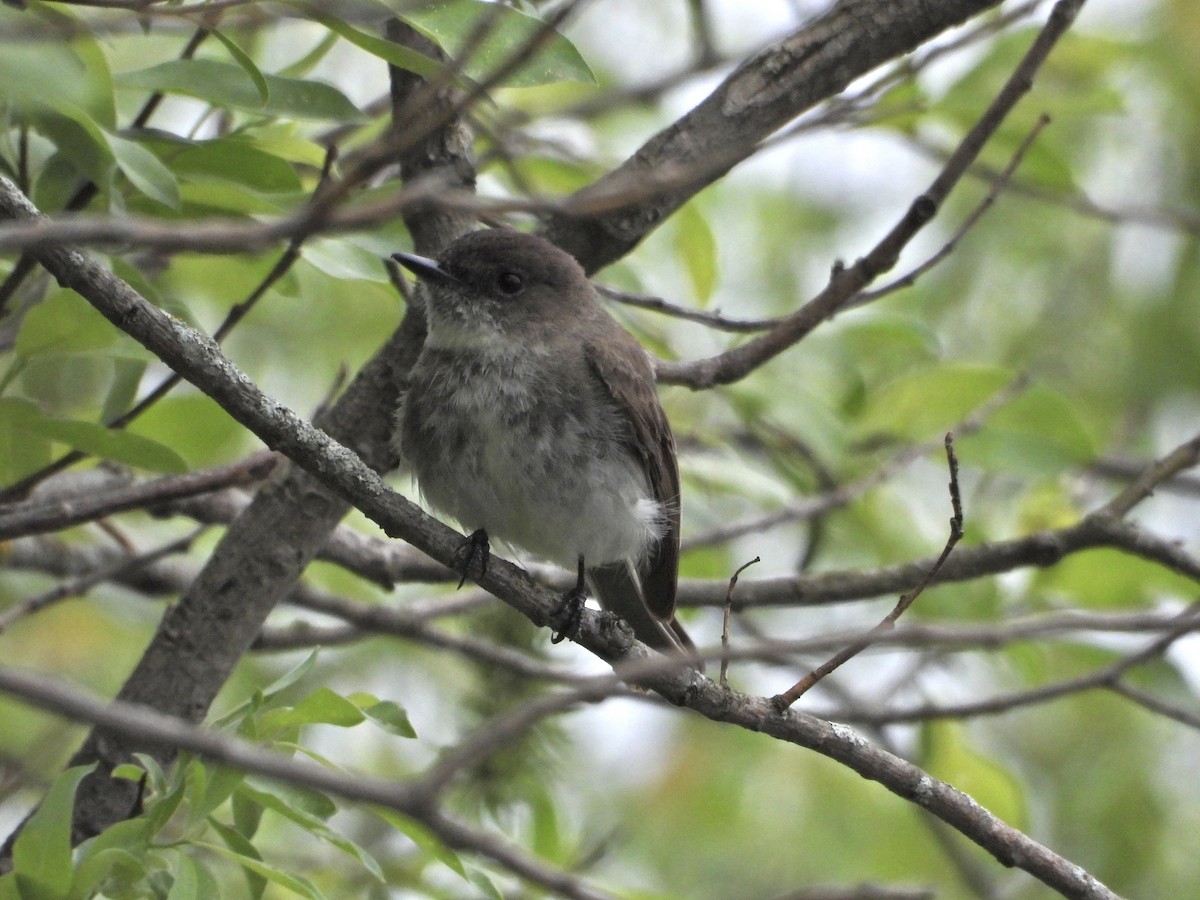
top-left (0, 165), bottom-right (1117, 895)
top-left (658, 0), bottom-right (1085, 390)
top-left (0, 21), bottom-right (476, 851)
top-left (771, 435), bottom-right (964, 706)
top-left (543, 0), bottom-right (1006, 273)
top-left (0, 665), bottom-right (613, 900)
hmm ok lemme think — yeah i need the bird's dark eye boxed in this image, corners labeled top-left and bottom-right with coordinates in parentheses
top-left (496, 272), bottom-right (524, 295)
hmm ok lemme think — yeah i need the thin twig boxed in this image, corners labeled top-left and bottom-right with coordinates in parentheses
top-left (0, 146), bottom-right (339, 502)
top-left (830, 601), bottom-right (1200, 726)
top-left (658, 0), bottom-right (1085, 390)
top-left (598, 284), bottom-right (781, 333)
top-left (772, 434), bottom-right (963, 707)
top-left (687, 376), bottom-right (1026, 551)
top-left (0, 529), bottom-right (204, 634)
top-left (849, 114), bottom-right (1052, 309)
top-left (1100, 430), bottom-right (1200, 519)
top-left (0, 454), bottom-right (276, 540)
top-left (721, 557), bottom-right (760, 687)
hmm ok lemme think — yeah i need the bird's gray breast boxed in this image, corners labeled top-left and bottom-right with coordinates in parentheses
top-left (399, 345), bottom-right (661, 567)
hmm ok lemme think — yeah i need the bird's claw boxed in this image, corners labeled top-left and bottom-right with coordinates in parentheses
top-left (454, 528), bottom-right (490, 588)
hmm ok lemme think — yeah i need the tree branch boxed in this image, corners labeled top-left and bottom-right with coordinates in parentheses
top-left (657, 0), bottom-right (1084, 389)
top-left (0, 165), bottom-right (1118, 893)
top-left (0, 665), bottom-right (613, 900)
top-left (543, 0), bottom-right (1006, 273)
top-left (0, 20), bottom-right (476, 850)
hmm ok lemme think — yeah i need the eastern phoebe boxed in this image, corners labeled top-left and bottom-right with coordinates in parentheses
top-left (392, 229), bottom-right (694, 656)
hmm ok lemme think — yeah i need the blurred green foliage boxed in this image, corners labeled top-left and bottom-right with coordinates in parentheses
top-left (2, 1), bottom-right (1199, 898)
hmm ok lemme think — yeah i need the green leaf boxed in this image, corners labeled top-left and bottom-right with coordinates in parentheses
top-left (107, 134), bottom-right (180, 208)
top-left (68, 847), bottom-right (149, 900)
top-left (242, 127), bottom-right (328, 169)
top-left (259, 687), bottom-right (366, 736)
top-left (241, 779), bottom-right (336, 822)
top-left (260, 651), bottom-right (322, 698)
top-left (172, 139), bottom-right (303, 194)
top-left (467, 868), bottom-right (504, 900)
top-left (855, 364), bottom-right (1014, 441)
top-left (193, 840), bottom-right (326, 900)
top-left (179, 182), bottom-right (288, 215)
top-left (1032, 548), bottom-right (1197, 610)
top-left (28, 101), bottom-right (114, 188)
top-left (30, 153), bottom-right (86, 213)
top-left (835, 314), bottom-right (941, 394)
top-left (295, 6), bottom-right (444, 80)
top-left (180, 759), bottom-right (210, 833)
top-left (164, 854), bottom-right (200, 900)
top-left (208, 818), bottom-right (267, 899)
top-left (0, 398), bottom-right (54, 482)
top-left (192, 855), bottom-right (223, 900)
top-left (212, 651), bottom-right (321, 729)
top-left (70, 812), bottom-right (153, 899)
top-left (237, 782), bottom-right (384, 883)
top-left (505, 155), bottom-right (599, 195)
top-left (15, 289), bottom-right (120, 358)
top-left (230, 789), bottom-right (264, 842)
top-left (24, 414), bottom-right (187, 473)
top-left (374, 809), bottom-right (466, 877)
top-left (303, 238), bottom-right (395, 283)
top-left (191, 763), bottom-right (247, 825)
top-left (110, 764), bottom-right (146, 783)
top-left (402, 0), bottom-right (595, 88)
top-left (673, 202), bottom-right (718, 305)
top-left (359, 698), bottom-right (416, 738)
top-left (277, 29), bottom-right (340, 79)
top-left (0, 6), bottom-right (115, 126)
top-left (101, 359), bottom-right (149, 425)
top-left (136, 760), bottom-right (187, 836)
top-left (131, 752), bottom-right (169, 797)
top-left (12, 764), bottom-right (96, 900)
top-left (208, 28), bottom-right (270, 104)
top-left (116, 60), bottom-right (364, 122)
top-left (959, 383), bottom-right (1096, 475)
top-left (528, 785), bottom-right (561, 859)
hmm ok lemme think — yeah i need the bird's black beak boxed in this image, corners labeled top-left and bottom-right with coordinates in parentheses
top-left (391, 251), bottom-right (460, 287)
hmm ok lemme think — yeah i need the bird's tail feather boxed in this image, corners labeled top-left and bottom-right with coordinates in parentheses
top-left (588, 561), bottom-right (699, 668)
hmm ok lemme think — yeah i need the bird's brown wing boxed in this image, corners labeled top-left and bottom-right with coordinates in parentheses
top-left (584, 333), bottom-right (680, 622)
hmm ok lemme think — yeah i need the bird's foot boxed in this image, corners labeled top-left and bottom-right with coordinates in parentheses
top-left (454, 528), bottom-right (490, 589)
top-left (550, 555), bottom-right (588, 644)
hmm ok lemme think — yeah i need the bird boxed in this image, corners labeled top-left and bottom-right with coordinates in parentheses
top-left (392, 228), bottom-right (694, 657)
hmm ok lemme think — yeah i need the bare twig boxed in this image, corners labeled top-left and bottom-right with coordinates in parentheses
top-left (849, 114), bottom-right (1052, 309)
top-left (722, 557), bottom-right (760, 687)
top-left (598, 283), bottom-right (782, 333)
top-left (686, 376), bottom-right (1028, 551)
top-left (772, 435), bottom-right (964, 707)
top-left (832, 601), bottom-right (1200, 726)
top-left (1090, 456), bottom-right (1200, 497)
top-left (0, 529), bottom-right (203, 634)
top-left (907, 135), bottom-right (1200, 236)
top-left (1100, 430), bottom-right (1200, 518)
top-left (0, 454), bottom-right (276, 540)
top-left (658, 0), bottom-right (1084, 390)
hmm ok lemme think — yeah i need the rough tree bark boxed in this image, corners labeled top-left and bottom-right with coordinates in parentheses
top-left (0, 0), bottom-right (1004, 854)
